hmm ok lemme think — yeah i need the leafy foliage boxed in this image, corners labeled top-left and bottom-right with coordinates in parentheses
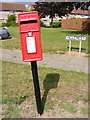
top-left (10, 21), bottom-right (18, 27)
top-left (2, 22), bottom-right (11, 27)
top-left (34, 2), bottom-right (90, 27)
top-left (50, 21), bottom-right (61, 28)
top-left (2, 14), bottom-right (18, 27)
top-left (7, 14), bottom-right (16, 22)
top-left (40, 19), bottom-right (44, 27)
top-left (34, 2), bottom-right (74, 27)
top-left (74, 2), bottom-right (90, 10)
top-left (2, 21), bottom-right (18, 27)
top-left (70, 17), bottom-right (76, 19)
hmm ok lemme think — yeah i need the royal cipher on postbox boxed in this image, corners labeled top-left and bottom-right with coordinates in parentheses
top-left (18, 11), bottom-right (43, 62)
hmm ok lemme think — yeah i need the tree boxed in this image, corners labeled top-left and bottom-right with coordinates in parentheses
top-left (74, 2), bottom-right (90, 10)
top-left (34, 2), bottom-right (90, 27)
top-left (7, 14), bottom-right (16, 22)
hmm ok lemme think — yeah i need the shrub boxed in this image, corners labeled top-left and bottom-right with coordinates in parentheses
top-left (2, 22), bottom-right (11, 27)
top-left (50, 21), bottom-right (62, 28)
top-left (40, 19), bottom-right (44, 27)
top-left (59, 21), bottom-right (62, 27)
top-left (11, 21), bottom-right (18, 27)
top-left (2, 23), bottom-right (4, 27)
top-left (7, 14), bottom-right (16, 22)
top-left (2, 14), bottom-right (17, 27)
top-left (59, 19), bottom-right (62, 21)
top-left (2, 21), bottom-right (18, 27)
top-left (43, 25), bottom-right (50, 28)
top-left (70, 17), bottom-right (76, 19)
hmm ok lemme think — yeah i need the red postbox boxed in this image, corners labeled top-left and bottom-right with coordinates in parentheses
top-left (18, 11), bottom-right (43, 62)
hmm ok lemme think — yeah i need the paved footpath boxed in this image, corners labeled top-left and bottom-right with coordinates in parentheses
top-left (0, 49), bottom-right (89, 73)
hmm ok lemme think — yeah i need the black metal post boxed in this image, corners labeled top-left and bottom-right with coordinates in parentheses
top-left (31, 61), bottom-right (42, 115)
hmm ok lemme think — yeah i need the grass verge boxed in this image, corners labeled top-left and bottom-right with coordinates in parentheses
top-left (2, 61), bottom-right (88, 118)
top-left (1, 27), bottom-right (89, 54)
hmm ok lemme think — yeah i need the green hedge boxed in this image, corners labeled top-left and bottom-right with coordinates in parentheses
top-left (70, 17), bottom-right (76, 19)
top-left (2, 21), bottom-right (19, 27)
top-left (2, 22), bottom-right (11, 27)
top-left (50, 21), bottom-right (62, 28)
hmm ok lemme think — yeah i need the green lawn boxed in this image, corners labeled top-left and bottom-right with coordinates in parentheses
top-left (1, 27), bottom-right (89, 54)
top-left (2, 61), bottom-right (88, 118)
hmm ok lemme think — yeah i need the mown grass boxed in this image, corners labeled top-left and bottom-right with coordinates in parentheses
top-left (41, 28), bottom-right (88, 54)
top-left (59, 103), bottom-right (77, 113)
top-left (2, 61), bottom-right (88, 118)
top-left (1, 27), bottom-right (89, 54)
top-left (1, 27), bottom-right (20, 50)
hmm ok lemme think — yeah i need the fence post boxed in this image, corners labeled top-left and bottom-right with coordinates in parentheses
top-left (79, 40), bottom-right (82, 55)
top-left (69, 40), bottom-right (71, 54)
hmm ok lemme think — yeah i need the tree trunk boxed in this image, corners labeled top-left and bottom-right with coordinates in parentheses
top-left (50, 16), bottom-right (53, 28)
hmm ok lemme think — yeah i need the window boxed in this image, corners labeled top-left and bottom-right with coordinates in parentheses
top-left (0, 11), bottom-right (5, 14)
top-left (43, 20), bottom-right (49, 25)
top-left (14, 11), bottom-right (17, 14)
top-left (80, 15), bottom-right (85, 18)
top-left (9, 11), bottom-right (13, 14)
top-left (74, 14), bottom-right (77, 17)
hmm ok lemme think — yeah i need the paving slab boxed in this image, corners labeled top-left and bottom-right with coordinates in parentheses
top-left (66, 57), bottom-right (88, 66)
top-left (46, 60), bottom-right (65, 69)
top-left (0, 48), bottom-right (88, 73)
top-left (38, 53), bottom-right (73, 66)
top-left (0, 49), bottom-right (29, 65)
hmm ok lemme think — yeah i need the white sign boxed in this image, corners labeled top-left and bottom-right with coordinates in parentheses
top-left (65, 35), bottom-right (86, 55)
top-left (26, 37), bottom-right (36, 53)
top-left (66, 36), bottom-right (86, 41)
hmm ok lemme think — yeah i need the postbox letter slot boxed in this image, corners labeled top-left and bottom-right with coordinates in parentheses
top-left (20, 20), bottom-right (37, 24)
top-left (20, 30), bottom-right (39, 33)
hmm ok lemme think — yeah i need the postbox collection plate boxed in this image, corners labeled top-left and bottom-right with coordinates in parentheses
top-left (18, 11), bottom-right (43, 62)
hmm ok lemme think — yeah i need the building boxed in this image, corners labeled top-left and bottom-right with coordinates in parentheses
top-left (0, 2), bottom-right (26, 23)
top-left (28, 3), bottom-right (90, 26)
top-left (68, 8), bottom-right (90, 19)
top-left (42, 8), bottom-right (90, 26)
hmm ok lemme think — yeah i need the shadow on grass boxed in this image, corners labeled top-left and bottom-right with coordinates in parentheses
top-left (41, 73), bottom-right (60, 114)
top-left (61, 30), bottom-right (88, 35)
top-left (1, 36), bottom-right (12, 40)
top-left (67, 47), bottom-right (86, 51)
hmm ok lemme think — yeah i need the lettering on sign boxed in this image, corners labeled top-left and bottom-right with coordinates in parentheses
top-left (66, 36), bottom-right (86, 41)
top-left (65, 35), bottom-right (86, 54)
